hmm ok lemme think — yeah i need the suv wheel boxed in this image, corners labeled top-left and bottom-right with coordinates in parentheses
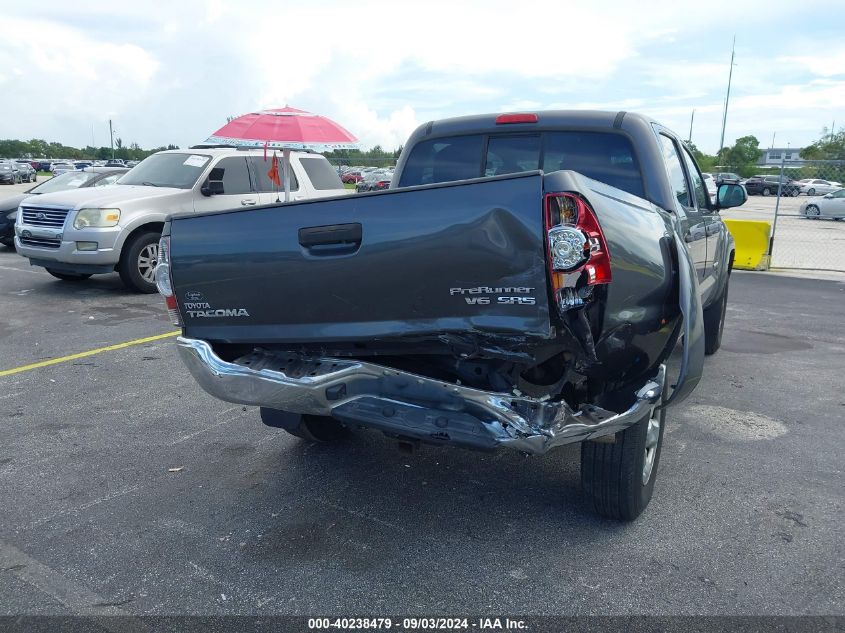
top-left (118, 230), bottom-right (160, 293)
top-left (762, 187), bottom-right (771, 196)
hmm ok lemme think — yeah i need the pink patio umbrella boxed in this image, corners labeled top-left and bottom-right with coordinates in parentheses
top-left (203, 106), bottom-right (360, 201)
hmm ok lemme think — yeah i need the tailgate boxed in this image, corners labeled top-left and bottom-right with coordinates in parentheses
top-left (170, 172), bottom-right (552, 345)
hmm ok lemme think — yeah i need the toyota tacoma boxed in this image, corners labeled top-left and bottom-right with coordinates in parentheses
top-left (157, 111), bottom-right (745, 520)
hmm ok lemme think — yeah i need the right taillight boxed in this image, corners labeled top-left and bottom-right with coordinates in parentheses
top-left (544, 192), bottom-right (612, 305)
top-left (155, 235), bottom-right (182, 327)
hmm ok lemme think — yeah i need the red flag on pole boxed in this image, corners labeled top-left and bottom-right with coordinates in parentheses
top-left (267, 152), bottom-right (281, 187)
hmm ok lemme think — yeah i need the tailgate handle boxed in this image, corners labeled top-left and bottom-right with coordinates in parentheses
top-left (299, 223), bottom-right (362, 248)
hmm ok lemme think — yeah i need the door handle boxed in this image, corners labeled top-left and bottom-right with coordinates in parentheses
top-left (299, 223), bottom-right (362, 249)
top-left (241, 199), bottom-right (257, 206)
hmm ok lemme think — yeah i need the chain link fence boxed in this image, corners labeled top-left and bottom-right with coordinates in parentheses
top-left (719, 160), bottom-right (845, 272)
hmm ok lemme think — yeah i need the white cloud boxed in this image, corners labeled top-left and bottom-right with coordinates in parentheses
top-left (0, 0), bottom-right (843, 154)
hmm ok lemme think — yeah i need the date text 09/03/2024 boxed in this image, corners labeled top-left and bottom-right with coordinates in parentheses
top-left (307, 617), bottom-right (528, 630)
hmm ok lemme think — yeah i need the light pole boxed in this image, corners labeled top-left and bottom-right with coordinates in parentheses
top-left (109, 119), bottom-right (116, 159)
top-left (718, 36), bottom-right (736, 156)
top-left (688, 109), bottom-right (695, 143)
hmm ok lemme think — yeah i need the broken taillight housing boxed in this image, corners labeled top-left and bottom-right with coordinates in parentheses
top-left (544, 192), bottom-right (612, 305)
top-left (155, 235), bottom-right (182, 327)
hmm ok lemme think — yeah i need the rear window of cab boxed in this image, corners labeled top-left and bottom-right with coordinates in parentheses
top-left (398, 131), bottom-right (645, 199)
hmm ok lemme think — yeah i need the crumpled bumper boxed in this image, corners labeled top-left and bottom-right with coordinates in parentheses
top-left (176, 337), bottom-right (664, 455)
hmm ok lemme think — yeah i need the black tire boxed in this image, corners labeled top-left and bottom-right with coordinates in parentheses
top-left (790, 189), bottom-right (799, 197)
top-left (118, 230), bottom-right (160, 293)
top-left (581, 394), bottom-right (666, 521)
top-left (703, 272), bottom-right (730, 355)
top-left (807, 188), bottom-right (815, 196)
top-left (1, 237), bottom-right (15, 249)
top-left (805, 204), bottom-right (820, 219)
top-left (260, 408), bottom-right (349, 442)
top-left (762, 187), bottom-right (771, 196)
top-left (46, 269), bottom-right (92, 281)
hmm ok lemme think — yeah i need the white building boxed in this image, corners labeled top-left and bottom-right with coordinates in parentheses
top-left (757, 147), bottom-right (806, 166)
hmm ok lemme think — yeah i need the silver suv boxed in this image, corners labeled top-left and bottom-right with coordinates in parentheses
top-left (15, 148), bottom-right (349, 292)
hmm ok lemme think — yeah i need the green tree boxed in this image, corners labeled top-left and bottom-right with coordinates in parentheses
top-left (717, 135), bottom-right (763, 175)
top-left (800, 127), bottom-right (845, 161)
top-left (685, 141), bottom-right (716, 172)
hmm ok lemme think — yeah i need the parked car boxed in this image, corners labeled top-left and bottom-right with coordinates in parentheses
top-left (342, 170), bottom-right (363, 183)
top-left (744, 175), bottom-right (801, 196)
top-left (798, 178), bottom-right (841, 196)
top-left (0, 160), bottom-right (22, 184)
top-left (50, 162), bottom-right (75, 176)
top-left (36, 160), bottom-right (52, 172)
top-left (74, 161), bottom-right (93, 170)
top-left (800, 189), bottom-right (845, 220)
top-left (701, 173), bottom-right (718, 203)
top-left (159, 110), bottom-right (744, 521)
top-left (14, 148), bottom-right (350, 292)
top-left (714, 172), bottom-right (741, 185)
top-left (0, 168), bottom-right (128, 249)
top-left (356, 169), bottom-right (392, 192)
top-left (104, 159), bottom-right (126, 167)
top-left (15, 161), bottom-right (37, 183)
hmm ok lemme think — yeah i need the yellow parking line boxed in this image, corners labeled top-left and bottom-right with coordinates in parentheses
top-left (0, 331), bottom-right (180, 377)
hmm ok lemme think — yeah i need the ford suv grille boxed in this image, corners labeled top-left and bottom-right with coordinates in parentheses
top-left (21, 206), bottom-right (71, 228)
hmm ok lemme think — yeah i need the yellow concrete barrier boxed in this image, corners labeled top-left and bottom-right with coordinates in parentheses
top-left (723, 219), bottom-right (771, 271)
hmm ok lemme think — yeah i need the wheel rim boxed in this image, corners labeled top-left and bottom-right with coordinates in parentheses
top-left (642, 405), bottom-right (661, 485)
top-left (808, 188), bottom-right (815, 196)
top-left (807, 205), bottom-right (820, 217)
top-left (137, 243), bottom-right (159, 283)
top-left (763, 188), bottom-right (770, 196)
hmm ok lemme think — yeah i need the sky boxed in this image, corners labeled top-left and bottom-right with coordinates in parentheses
top-left (0, 0), bottom-right (843, 155)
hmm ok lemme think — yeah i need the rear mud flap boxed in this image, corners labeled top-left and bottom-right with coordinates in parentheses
top-left (665, 232), bottom-right (704, 406)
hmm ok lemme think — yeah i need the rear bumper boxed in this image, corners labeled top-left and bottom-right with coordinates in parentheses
top-left (176, 337), bottom-right (664, 454)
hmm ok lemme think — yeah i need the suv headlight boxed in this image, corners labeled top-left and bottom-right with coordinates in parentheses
top-left (73, 208), bottom-right (121, 230)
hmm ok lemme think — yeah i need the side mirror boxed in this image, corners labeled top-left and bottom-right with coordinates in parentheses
top-left (716, 183), bottom-right (747, 209)
top-left (200, 167), bottom-right (225, 196)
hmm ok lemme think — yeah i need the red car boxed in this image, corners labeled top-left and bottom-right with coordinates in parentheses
top-left (342, 170), bottom-right (362, 183)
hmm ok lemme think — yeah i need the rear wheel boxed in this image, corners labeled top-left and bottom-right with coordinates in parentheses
top-left (46, 269), bottom-right (92, 281)
top-left (703, 272), bottom-right (730, 355)
top-left (118, 230), bottom-right (160, 293)
top-left (581, 391), bottom-right (666, 521)
top-left (762, 187), bottom-right (771, 196)
top-left (807, 188), bottom-right (816, 196)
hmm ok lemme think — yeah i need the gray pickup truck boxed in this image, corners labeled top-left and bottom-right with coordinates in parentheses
top-left (157, 110), bottom-right (745, 520)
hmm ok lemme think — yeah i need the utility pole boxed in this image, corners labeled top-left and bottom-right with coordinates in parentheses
top-left (771, 132), bottom-right (776, 148)
top-left (109, 119), bottom-right (115, 159)
top-left (688, 109), bottom-right (695, 143)
top-left (718, 36), bottom-right (736, 156)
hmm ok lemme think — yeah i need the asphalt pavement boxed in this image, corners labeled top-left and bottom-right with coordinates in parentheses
top-left (0, 246), bottom-right (843, 617)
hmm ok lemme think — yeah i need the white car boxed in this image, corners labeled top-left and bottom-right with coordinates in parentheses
top-left (15, 148), bottom-right (350, 292)
top-left (799, 179), bottom-right (841, 196)
top-left (51, 162), bottom-right (75, 176)
top-left (702, 173), bottom-right (718, 204)
top-left (801, 189), bottom-right (845, 220)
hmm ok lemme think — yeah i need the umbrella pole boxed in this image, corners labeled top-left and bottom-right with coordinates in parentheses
top-left (283, 148), bottom-right (291, 203)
